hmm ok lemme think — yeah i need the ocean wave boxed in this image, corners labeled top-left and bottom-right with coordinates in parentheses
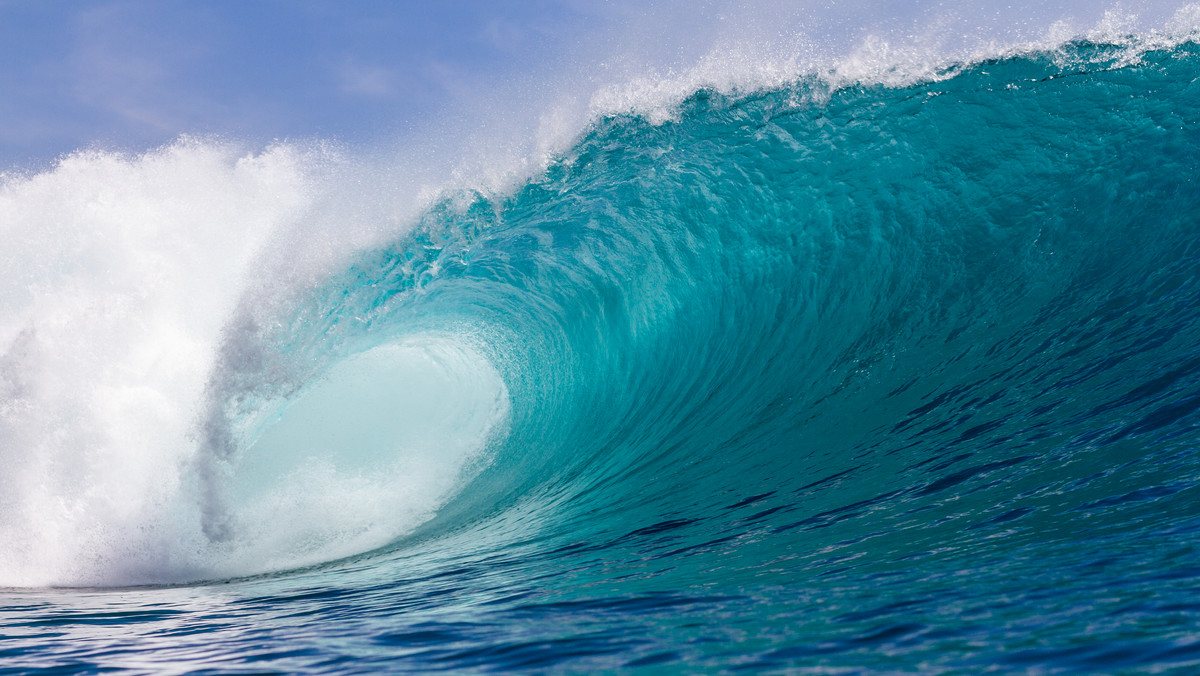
top-left (3, 16), bottom-right (1200, 672)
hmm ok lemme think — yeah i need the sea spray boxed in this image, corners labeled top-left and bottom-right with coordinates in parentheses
top-left (0, 140), bottom-right (511, 585)
top-left (0, 141), bottom-right (313, 585)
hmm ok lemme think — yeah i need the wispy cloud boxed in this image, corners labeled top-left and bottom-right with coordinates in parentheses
top-left (336, 60), bottom-right (397, 99)
top-left (66, 1), bottom-right (209, 135)
top-left (480, 17), bottom-right (528, 52)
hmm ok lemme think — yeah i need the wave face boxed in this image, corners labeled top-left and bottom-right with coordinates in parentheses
top-left (5, 38), bottom-right (1200, 671)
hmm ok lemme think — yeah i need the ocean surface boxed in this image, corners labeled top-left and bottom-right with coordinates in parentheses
top-left (3, 25), bottom-right (1200, 674)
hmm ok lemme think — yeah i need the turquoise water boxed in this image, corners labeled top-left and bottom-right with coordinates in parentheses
top-left (4, 37), bottom-right (1200, 671)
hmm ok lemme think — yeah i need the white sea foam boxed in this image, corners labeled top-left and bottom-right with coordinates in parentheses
top-left (581, 4), bottom-right (1200, 125)
top-left (0, 140), bottom-right (508, 586)
top-left (0, 141), bottom-right (309, 585)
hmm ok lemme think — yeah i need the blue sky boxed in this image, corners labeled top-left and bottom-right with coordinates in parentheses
top-left (0, 0), bottom-right (1189, 169)
top-left (0, 1), bottom-right (608, 167)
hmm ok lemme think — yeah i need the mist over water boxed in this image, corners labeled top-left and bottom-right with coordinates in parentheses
top-left (3, 2), bottom-right (1200, 671)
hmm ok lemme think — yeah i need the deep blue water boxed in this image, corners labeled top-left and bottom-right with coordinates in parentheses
top-left (4, 38), bottom-right (1200, 672)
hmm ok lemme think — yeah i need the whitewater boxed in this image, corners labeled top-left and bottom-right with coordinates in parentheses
top-left (3, 6), bottom-right (1200, 672)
